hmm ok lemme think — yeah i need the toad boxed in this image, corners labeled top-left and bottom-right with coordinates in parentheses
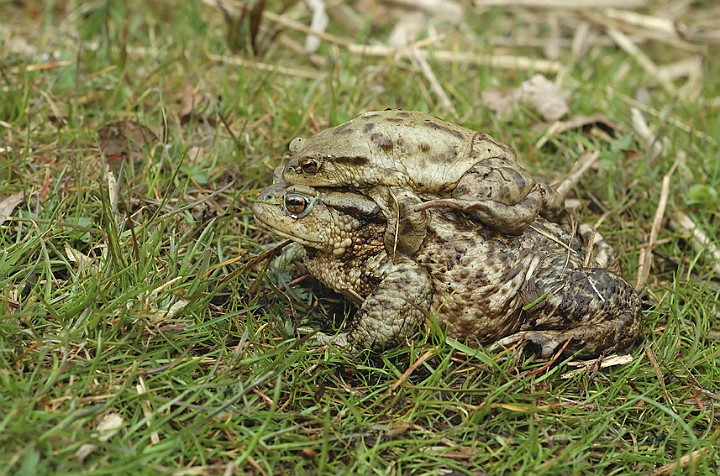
top-left (282, 110), bottom-right (568, 256)
top-left (252, 182), bottom-right (642, 358)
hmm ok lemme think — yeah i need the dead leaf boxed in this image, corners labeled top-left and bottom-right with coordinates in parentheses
top-left (561, 354), bottom-right (634, 379)
top-left (518, 74), bottom-right (570, 121)
top-left (180, 84), bottom-right (209, 125)
top-left (186, 146), bottom-right (205, 164)
top-left (0, 192), bottom-right (24, 225)
top-left (622, 149), bottom-right (644, 161)
top-left (483, 74), bottom-right (570, 121)
top-left (97, 120), bottom-right (158, 161)
top-left (65, 244), bottom-right (93, 269)
top-left (75, 412), bottom-right (124, 462)
top-left (388, 10), bottom-right (425, 48)
top-left (481, 88), bottom-right (517, 120)
top-left (95, 413), bottom-right (124, 441)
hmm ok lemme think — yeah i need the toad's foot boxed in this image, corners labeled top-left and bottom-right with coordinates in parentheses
top-left (372, 186), bottom-right (429, 257)
top-left (490, 330), bottom-right (591, 359)
top-left (490, 321), bottom-right (635, 359)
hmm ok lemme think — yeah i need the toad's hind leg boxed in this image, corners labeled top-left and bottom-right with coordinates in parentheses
top-left (492, 266), bottom-right (642, 358)
top-left (416, 161), bottom-right (569, 235)
top-left (415, 193), bottom-right (542, 236)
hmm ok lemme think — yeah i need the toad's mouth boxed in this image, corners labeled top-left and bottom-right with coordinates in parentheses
top-left (252, 206), bottom-right (324, 248)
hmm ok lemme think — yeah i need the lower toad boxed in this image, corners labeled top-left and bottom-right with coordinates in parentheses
top-left (252, 182), bottom-right (642, 358)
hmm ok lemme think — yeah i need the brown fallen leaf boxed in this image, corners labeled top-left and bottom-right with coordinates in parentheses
top-left (0, 192), bottom-right (24, 225)
top-left (180, 83), bottom-right (213, 125)
top-left (481, 88), bottom-right (517, 120)
top-left (482, 74), bottom-right (570, 121)
top-left (97, 120), bottom-right (158, 161)
top-left (518, 74), bottom-right (569, 121)
top-left (622, 149), bottom-right (644, 161)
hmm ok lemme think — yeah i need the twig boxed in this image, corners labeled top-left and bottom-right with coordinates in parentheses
top-left (644, 344), bottom-right (677, 413)
top-left (646, 449), bottom-right (707, 476)
top-left (207, 0), bottom-right (564, 73)
top-left (635, 157), bottom-right (680, 290)
top-left (555, 150), bottom-right (601, 197)
top-left (606, 28), bottom-right (676, 96)
top-left (206, 52), bottom-right (323, 79)
top-left (385, 348), bottom-right (436, 395)
top-left (606, 86), bottom-right (717, 145)
top-left (9, 60), bottom-right (74, 74)
top-left (580, 9), bottom-right (702, 53)
top-left (473, 0), bottom-right (648, 6)
top-left (349, 44), bottom-right (564, 74)
top-left (412, 49), bottom-right (455, 113)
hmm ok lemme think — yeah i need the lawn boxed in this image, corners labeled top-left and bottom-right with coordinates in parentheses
top-left (0, 0), bottom-right (718, 474)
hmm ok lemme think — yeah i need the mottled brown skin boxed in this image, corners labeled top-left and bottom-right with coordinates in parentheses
top-left (253, 183), bottom-right (642, 358)
top-left (282, 110), bottom-right (567, 256)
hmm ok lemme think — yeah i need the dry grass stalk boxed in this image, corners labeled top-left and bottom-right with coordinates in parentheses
top-left (9, 59), bottom-right (74, 74)
top-left (473, 0), bottom-right (648, 7)
top-left (206, 52), bottom-right (323, 79)
top-left (348, 44), bottom-right (564, 73)
top-left (412, 49), bottom-right (455, 113)
top-left (606, 28), bottom-right (677, 96)
top-left (630, 107), bottom-right (663, 161)
top-left (560, 354), bottom-right (633, 379)
top-left (635, 157), bottom-right (681, 291)
top-left (580, 9), bottom-right (703, 52)
top-left (603, 8), bottom-right (677, 34)
top-left (644, 344), bottom-right (677, 413)
top-left (208, 0), bottom-right (564, 73)
top-left (607, 86), bottom-right (717, 145)
top-left (555, 150), bottom-right (601, 197)
top-left (647, 449), bottom-right (708, 476)
top-left (669, 211), bottom-right (720, 277)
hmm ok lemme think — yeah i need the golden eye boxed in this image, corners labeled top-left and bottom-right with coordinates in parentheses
top-left (300, 157), bottom-right (318, 174)
top-left (284, 193), bottom-right (310, 216)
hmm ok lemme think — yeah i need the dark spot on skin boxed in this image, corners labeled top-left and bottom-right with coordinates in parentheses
top-left (431, 148), bottom-right (458, 163)
top-left (370, 132), bottom-right (394, 152)
top-left (384, 117), bottom-right (403, 123)
top-left (452, 130), bottom-right (463, 140)
top-left (363, 123), bottom-right (374, 133)
top-left (334, 156), bottom-right (371, 165)
top-left (397, 111), bottom-right (410, 117)
top-left (334, 123), bottom-right (355, 135)
top-left (418, 143), bottom-right (430, 152)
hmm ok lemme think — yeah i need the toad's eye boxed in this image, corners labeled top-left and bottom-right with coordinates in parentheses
top-left (300, 157), bottom-right (318, 174)
top-left (284, 193), bottom-right (310, 216)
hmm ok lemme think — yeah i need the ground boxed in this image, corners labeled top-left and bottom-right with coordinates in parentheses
top-left (0, 0), bottom-right (718, 474)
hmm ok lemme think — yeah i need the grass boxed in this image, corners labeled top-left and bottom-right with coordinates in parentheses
top-left (1, 0), bottom-right (719, 474)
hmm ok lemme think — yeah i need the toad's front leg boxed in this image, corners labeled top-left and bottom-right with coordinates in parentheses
top-left (313, 254), bottom-right (433, 354)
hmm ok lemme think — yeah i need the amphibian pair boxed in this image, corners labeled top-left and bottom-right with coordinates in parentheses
top-left (253, 110), bottom-right (642, 357)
